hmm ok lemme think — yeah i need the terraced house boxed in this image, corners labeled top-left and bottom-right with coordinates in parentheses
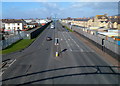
top-left (62, 14), bottom-right (120, 30)
top-left (93, 14), bottom-right (109, 28)
top-left (2, 19), bottom-right (26, 33)
top-left (108, 16), bottom-right (120, 29)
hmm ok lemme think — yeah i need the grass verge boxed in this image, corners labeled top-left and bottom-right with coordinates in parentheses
top-left (64, 26), bottom-right (73, 32)
top-left (0, 38), bottom-right (35, 54)
top-left (0, 22), bottom-right (51, 55)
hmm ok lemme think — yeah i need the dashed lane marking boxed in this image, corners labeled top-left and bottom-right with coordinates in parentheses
top-left (0, 71), bottom-right (4, 76)
top-left (66, 32), bottom-right (84, 52)
top-left (62, 32), bottom-right (72, 51)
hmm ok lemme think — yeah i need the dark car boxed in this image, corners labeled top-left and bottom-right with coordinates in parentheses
top-left (62, 26), bottom-right (65, 28)
top-left (46, 37), bottom-right (52, 41)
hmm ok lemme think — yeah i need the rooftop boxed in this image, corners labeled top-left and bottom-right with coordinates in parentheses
top-left (95, 15), bottom-right (109, 19)
top-left (74, 19), bottom-right (90, 21)
top-left (2, 19), bottom-right (25, 23)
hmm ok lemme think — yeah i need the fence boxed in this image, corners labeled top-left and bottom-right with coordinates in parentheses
top-left (61, 22), bottom-right (120, 59)
top-left (0, 31), bottom-right (27, 50)
top-left (0, 22), bottom-right (52, 50)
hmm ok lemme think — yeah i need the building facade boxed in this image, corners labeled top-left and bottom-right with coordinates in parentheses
top-left (2, 19), bottom-right (26, 33)
top-left (62, 14), bottom-right (120, 30)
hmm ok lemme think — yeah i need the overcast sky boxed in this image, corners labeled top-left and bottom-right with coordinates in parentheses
top-left (2, 2), bottom-right (118, 19)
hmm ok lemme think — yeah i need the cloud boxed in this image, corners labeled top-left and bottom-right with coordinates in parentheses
top-left (57, 2), bottom-right (118, 18)
top-left (40, 2), bottom-right (62, 17)
top-left (70, 2), bottom-right (118, 15)
top-left (91, 2), bottom-right (118, 10)
top-left (2, 0), bottom-right (47, 2)
top-left (42, 2), bottom-right (57, 7)
top-left (71, 2), bottom-right (118, 9)
top-left (2, 2), bottom-right (118, 19)
top-left (2, 0), bottom-right (120, 2)
top-left (24, 3), bottom-right (61, 18)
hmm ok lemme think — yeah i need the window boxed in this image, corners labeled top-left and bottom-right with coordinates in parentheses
top-left (8, 27), bottom-right (10, 29)
top-left (8, 23), bottom-right (10, 26)
top-left (18, 23), bottom-right (20, 25)
top-left (17, 27), bottom-right (20, 29)
top-left (13, 23), bottom-right (15, 25)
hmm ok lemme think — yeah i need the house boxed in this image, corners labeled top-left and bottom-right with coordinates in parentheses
top-left (39, 19), bottom-right (48, 26)
top-left (61, 14), bottom-right (120, 30)
top-left (108, 16), bottom-right (120, 29)
top-left (93, 14), bottom-right (109, 28)
top-left (71, 18), bottom-right (90, 27)
top-left (24, 19), bottom-right (33, 23)
top-left (2, 19), bottom-right (26, 33)
top-left (24, 23), bottom-right (36, 29)
top-left (87, 18), bottom-right (94, 27)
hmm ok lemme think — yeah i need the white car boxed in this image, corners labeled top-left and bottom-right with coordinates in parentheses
top-left (51, 25), bottom-right (54, 29)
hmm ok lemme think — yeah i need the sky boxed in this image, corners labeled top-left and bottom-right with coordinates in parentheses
top-left (2, 0), bottom-right (120, 2)
top-left (2, 2), bottom-right (119, 19)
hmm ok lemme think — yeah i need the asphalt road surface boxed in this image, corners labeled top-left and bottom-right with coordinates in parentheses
top-left (1, 21), bottom-right (120, 85)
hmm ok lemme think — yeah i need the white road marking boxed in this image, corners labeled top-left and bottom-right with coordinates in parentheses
top-left (0, 59), bottom-right (17, 76)
top-left (62, 32), bottom-right (72, 51)
top-left (0, 71), bottom-right (4, 76)
top-left (8, 59), bottom-right (16, 67)
top-left (66, 32), bottom-right (84, 52)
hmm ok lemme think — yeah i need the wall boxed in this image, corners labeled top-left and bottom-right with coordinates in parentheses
top-left (5, 23), bottom-right (23, 31)
top-left (62, 22), bottom-right (120, 61)
top-left (26, 22), bottom-right (51, 39)
top-left (0, 31), bottom-right (26, 50)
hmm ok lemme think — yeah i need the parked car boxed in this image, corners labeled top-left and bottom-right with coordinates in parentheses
top-left (46, 37), bottom-right (52, 41)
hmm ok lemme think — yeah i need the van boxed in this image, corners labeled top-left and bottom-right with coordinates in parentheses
top-left (51, 25), bottom-right (54, 29)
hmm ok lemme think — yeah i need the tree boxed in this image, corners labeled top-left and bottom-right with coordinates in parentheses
top-left (67, 17), bottom-right (72, 20)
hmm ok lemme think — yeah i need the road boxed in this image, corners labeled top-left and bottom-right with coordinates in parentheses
top-left (1, 21), bottom-right (120, 85)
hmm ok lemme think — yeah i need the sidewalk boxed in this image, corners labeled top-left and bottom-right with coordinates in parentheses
top-left (73, 32), bottom-right (120, 66)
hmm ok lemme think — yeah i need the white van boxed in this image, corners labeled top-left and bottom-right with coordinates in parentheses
top-left (51, 25), bottom-right (54, 29)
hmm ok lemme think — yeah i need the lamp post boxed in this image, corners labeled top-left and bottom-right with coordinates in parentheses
top-left (70, 23), bottom-right (71, 29)
top-left (17, 28), bottom-right (21, 39)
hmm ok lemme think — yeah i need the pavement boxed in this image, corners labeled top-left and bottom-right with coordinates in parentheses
top-left (73, 31), bottom-right (119, 66)
top-left (1, 21), bottom-right (120, 85)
